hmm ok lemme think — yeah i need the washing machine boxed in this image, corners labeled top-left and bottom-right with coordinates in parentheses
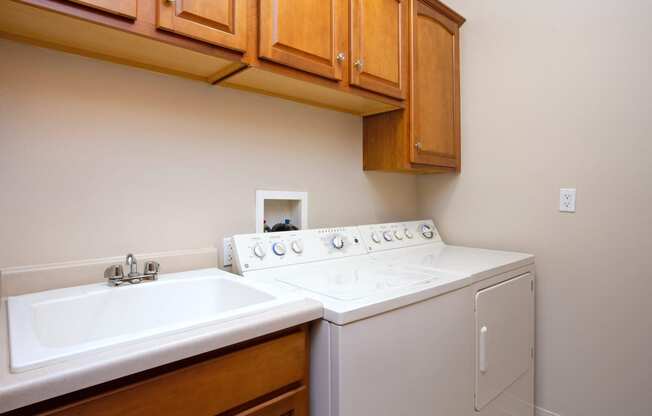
top-left (231, 220), bottom-right (535, 416)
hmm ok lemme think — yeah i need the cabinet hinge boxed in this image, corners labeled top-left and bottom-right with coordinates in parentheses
top-left (531, 280), bottom-right (534, 291)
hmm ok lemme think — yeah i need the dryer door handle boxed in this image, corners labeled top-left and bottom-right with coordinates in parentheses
top-left (479, 326), bottom-right (488, 373)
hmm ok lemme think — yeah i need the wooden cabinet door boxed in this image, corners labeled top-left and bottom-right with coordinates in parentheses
top-left (259, 0), bottom-right (347, 81)
top-left (236, 387), bottom-right (308, 416)
top-left (67, 0), bottom-right (137, 19)
top-left (410, 0), bottom-right (461, 169)
top-left (157, 0), bottom-right (247, 51)
top-left (43, 331), bottom-right (307, 416)
top-left (350, 0), bottom-right (407, 99)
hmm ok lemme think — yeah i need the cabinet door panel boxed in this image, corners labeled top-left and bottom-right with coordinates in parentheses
top-left (235, 387), bottom-right (308, 416)
top-left (411, 0), bottom-right (460, 168)
top-left (67, 0), bottom-right (137, 19)
top-left (259, 0), bottom-right (346, 80)
top-left (157, 0), bottom-right (246, 51)
top-left (44, 331), bottom-right (306, 416)
top-left (350, 0), bottom-right (406, 99)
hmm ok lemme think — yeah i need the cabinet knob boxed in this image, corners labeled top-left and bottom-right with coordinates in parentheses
top-left (415, 141), bottom-right (423, 151)
top-left (166, 0), bottom-right (175, 4)
top-left (336, 52), bottom-right (346, 63)
top-left (353, 59), bottom-right (364, 71)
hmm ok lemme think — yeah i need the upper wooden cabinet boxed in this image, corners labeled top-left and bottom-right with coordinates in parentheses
top-left (363, 0), bottom-right (464, 173)
top-left (2, 0), bottom-right (468, 145)
top-left (350, 0), bottom-right (407, 99)
top-left (157, 0), bottom-right (247, 52)
top-left (259, 0), bottom-right (347, 81)
top-left (410, 0), bottom-right (460, 167)
top-left (69, 0), bottom-right (137, 19)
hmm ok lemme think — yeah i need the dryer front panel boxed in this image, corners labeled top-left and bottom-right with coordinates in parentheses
top-left (475, 272), bottom-right (534, 410)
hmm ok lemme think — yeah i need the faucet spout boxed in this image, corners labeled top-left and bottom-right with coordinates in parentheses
top-left (125, 253), bottom-right (138, 277)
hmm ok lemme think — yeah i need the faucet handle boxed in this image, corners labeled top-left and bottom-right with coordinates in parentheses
top-left (104, 264), bottom-right (124, 285)
top-left (143, 261), bottom-right (160, 277)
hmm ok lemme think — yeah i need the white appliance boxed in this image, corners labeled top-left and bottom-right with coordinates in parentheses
top-left (232, 220), bottom-right (535, 416)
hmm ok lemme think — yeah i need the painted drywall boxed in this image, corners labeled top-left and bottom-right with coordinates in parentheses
top-left (417, 1), bottom-right (652, 415)
top-left (0, 38), bottom-right (418, 270)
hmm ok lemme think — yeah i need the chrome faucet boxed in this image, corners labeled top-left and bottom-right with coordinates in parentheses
top-left (104, 254), bottom-right (159, 286)
top-left (126, 253), bottom-right (138, 277)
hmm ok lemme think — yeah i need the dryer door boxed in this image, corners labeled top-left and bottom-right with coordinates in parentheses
top-left (475, 273), bottom-right (534, 410)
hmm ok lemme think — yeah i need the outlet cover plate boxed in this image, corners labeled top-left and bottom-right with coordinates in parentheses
top-left (559, 188), bottom-right (576, 212)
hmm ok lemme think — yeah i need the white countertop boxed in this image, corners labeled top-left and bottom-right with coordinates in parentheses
top-left (0, 282), bottom-right (322, 413)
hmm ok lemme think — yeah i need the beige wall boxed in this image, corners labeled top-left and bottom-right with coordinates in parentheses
top-left (417, 1), bottom-right (652, 415)
top-left (3, 1), bottom-right (652, 413)
top-left (0, 38), bottom-right (417, 270)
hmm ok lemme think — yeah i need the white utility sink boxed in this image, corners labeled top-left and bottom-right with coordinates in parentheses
top-left (7, 270), bottom-right (290, 373)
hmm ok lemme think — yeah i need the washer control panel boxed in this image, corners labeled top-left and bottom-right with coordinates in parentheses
top-left (358, 220), bottom-right (441, 252)
top-left (232, 226), bottom-right (366, 273)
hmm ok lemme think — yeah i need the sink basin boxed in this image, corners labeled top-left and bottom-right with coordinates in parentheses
top-left (7, 270), bottom-right (287, 373)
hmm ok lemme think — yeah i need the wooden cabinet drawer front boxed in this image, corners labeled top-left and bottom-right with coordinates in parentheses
top-left (44, 331), bottom-right (307, 416)
top-left (235, 387), bottom-right (307, 416)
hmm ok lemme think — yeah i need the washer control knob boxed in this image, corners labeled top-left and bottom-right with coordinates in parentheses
top-left (394, 230), bottom-right (404, 240)
top-left (405, 229), bottom-right (414, 239)
top-left (383, 231), bottom-right (393, 242)
top-left (420, 224), bottom-right (435, 239)
top-left (371, 232), bottom-right (381, 244)
top-left (253, 243), bottom-right (266, 259)
top-left (332, 235), bottom-right (344, 249)
top-left (272, 242), bottom-right (286, 256)
top-left (291, 240), bottom-right (303, 254)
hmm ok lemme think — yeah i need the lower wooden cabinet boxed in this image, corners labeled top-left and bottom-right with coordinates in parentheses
top-left (12, 326), bottom-right (309, 416)
top-left (363, 0), bottom-right (465, 173)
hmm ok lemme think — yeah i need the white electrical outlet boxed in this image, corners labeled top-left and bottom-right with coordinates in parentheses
top-left (559, 188), bottom-right (577, 212)
top-left (223, 237), bottom-right (234, 267)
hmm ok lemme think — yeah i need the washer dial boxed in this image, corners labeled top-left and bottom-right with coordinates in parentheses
top-left (383, 231), bottom-right (393, 242)
top-left (291, 240), bottom-right (303, 254)
top-left (272, 242), bottom-right (286, 256)
top-left (405, 229), bottom-right (414, 239)
top-left (393, 230), bottom-right (404, 240)
top-left (371, 232), bottom-right (381, 244)
top-left (253, 243), bottom-right (266, 259)
top-left (420, 224), bottom-right (435, 239)
top-left (332, 235), bottom-right (344, 249)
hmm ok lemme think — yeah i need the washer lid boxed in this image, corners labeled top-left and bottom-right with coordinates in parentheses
top-left (243, 256), bottom-right (474, 325)
top-left (276, 263), bottom-right (438, 300)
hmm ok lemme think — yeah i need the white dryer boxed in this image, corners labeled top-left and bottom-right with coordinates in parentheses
top-left (359, 220), bottom-right (536, 416)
